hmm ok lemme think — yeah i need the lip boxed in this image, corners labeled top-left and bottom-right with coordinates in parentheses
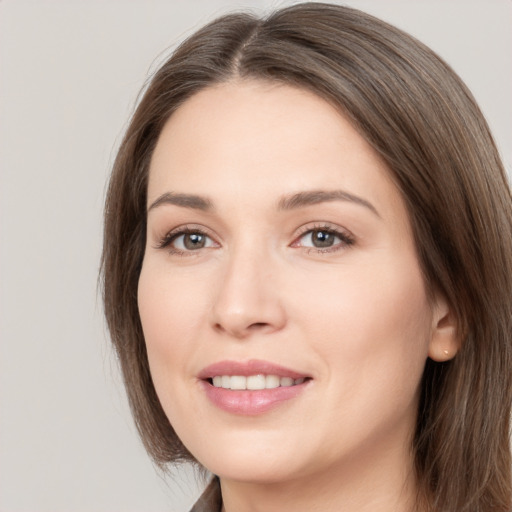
top-left (198, 359), bottom-right (309, 380)
top-left (198, 359), bottom-right (311, 415)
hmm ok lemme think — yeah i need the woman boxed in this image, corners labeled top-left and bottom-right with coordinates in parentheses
top-left (101, 3), bottom-right (512, 511)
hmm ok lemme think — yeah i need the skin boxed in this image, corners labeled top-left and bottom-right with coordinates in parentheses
top-left (138, 80), bottom-right (457, 512)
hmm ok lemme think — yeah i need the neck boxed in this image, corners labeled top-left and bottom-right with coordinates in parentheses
top-left (219, 432), bottom-right (422, 512)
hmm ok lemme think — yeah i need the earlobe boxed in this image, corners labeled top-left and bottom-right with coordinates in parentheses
top-left (428, 294), bottom-right (460, 362)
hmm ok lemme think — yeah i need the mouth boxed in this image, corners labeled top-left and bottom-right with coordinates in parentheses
top-left (198, 360), bottom-right (312, 415)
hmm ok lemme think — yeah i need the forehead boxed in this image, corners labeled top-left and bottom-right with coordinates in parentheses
top-left (147, 80), bottom-right (403, 223)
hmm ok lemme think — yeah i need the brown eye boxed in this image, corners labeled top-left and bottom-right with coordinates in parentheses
top-left (182, 233), bottom-right (206, 250)
top-left (293, 226), bottom-right (354, 253)
top-left (171, 231), bottom-right (215, 251)
top-left (310, 230), bottom-right (336, 248)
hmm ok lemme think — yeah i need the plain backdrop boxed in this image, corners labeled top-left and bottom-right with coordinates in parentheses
top-left (0, 1), bottom-right (510, 511)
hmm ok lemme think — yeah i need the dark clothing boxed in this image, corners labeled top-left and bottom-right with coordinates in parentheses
top-left (189, 477), bottom-right (222, 512)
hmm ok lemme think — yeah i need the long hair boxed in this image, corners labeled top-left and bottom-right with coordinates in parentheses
top-left (101, 4), bottom-right (512, 510)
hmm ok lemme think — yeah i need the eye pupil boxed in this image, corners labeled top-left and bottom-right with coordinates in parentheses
top-left (312, 230), bottom-right (334, 248)
top-left (184, 233), bottom-right (206, 250)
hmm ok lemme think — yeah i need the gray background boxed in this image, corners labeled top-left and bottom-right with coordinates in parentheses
top-left (1, 1), bottom-right (510, 511)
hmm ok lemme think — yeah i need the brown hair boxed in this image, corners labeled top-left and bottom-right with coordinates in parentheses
top-left (101, 3), bottom-right (512, 510)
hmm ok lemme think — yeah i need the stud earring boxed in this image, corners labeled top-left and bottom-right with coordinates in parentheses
top-left (443, 349), bottom-right (449, 357)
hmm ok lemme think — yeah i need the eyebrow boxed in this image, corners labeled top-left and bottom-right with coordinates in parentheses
top-left (277, 190), bottom-right (380, 217)
top-left (147, 192), bottom-right (213, 213)
top-left (147, 189), bottom-right (380, 217)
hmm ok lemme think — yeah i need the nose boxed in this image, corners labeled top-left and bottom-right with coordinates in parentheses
top-left (210, 246), bottom-right (287, 339)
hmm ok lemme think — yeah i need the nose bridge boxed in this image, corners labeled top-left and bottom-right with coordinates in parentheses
top-left (211, 234), bottom-right (285, 338)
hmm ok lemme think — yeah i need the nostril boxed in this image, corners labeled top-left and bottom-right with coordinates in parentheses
top-left (248, 322), bottom-right (269, 330)
top-left (213, 321), bottom-right (270, 336)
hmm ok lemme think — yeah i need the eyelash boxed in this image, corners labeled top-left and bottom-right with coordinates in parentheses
top-left (155, 225), bottom-right (215, 256)
top-left (292, 223), bottom-right (355, 253)
top-left (155, 223), bottom-right (355, 256)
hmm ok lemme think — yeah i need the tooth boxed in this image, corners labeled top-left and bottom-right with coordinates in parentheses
top-left (280, 377), bottom-right (294, 387)
top-left (230, 376), bottom-right (247, 390)
top-left (265, 375), bottom-right (280, 389)
top-left (247, 374), bottom-right (266, 390)
top-left (212, 374), bottom-right (305, 390)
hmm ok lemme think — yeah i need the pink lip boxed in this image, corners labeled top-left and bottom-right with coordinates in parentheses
top-left (198, 359), bottom-right (308, 380)
top-left (198, 359), bottom-right (311, 415)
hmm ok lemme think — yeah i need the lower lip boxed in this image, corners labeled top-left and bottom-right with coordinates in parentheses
top-left (200, 380), bottom-right (309, 415)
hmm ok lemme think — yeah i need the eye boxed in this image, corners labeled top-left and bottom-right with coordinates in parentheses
top-left (292, 225), bottom-right (354, 253)
top-left (156, 227), bottom-right (218, 254)
top-left (174, 232), bottom-right (212, 250)
top-left (301, 229), bottom-right (339, 248)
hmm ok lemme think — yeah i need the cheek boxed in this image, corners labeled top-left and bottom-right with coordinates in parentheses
top-left (137, 262), bottom-right (210, 385)
top-left (290, 260), bottom-right (431, 455)
top-left (290, 254), bottom-right (432, 390)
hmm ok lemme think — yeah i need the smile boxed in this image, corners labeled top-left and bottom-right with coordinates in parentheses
top-left (199, 360), bottom-right (312, 415)
top-left (210, 375), bottom-right (306, 390)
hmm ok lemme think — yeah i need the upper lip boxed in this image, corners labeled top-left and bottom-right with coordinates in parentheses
top-left (198, 359), bottom-right (310, 380)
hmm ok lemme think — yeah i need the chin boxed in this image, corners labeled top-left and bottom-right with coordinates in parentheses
top-left (205, 457), bottom-right (300, 485)
top-left (190, 432), bottom-right (311, 484)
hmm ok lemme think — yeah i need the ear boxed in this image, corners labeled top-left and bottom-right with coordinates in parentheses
top-left (428, 293), bottom-right (459, 362)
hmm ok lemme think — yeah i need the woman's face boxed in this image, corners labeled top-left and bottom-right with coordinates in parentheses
top-left (138, 81), bottom-right (448, 484)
